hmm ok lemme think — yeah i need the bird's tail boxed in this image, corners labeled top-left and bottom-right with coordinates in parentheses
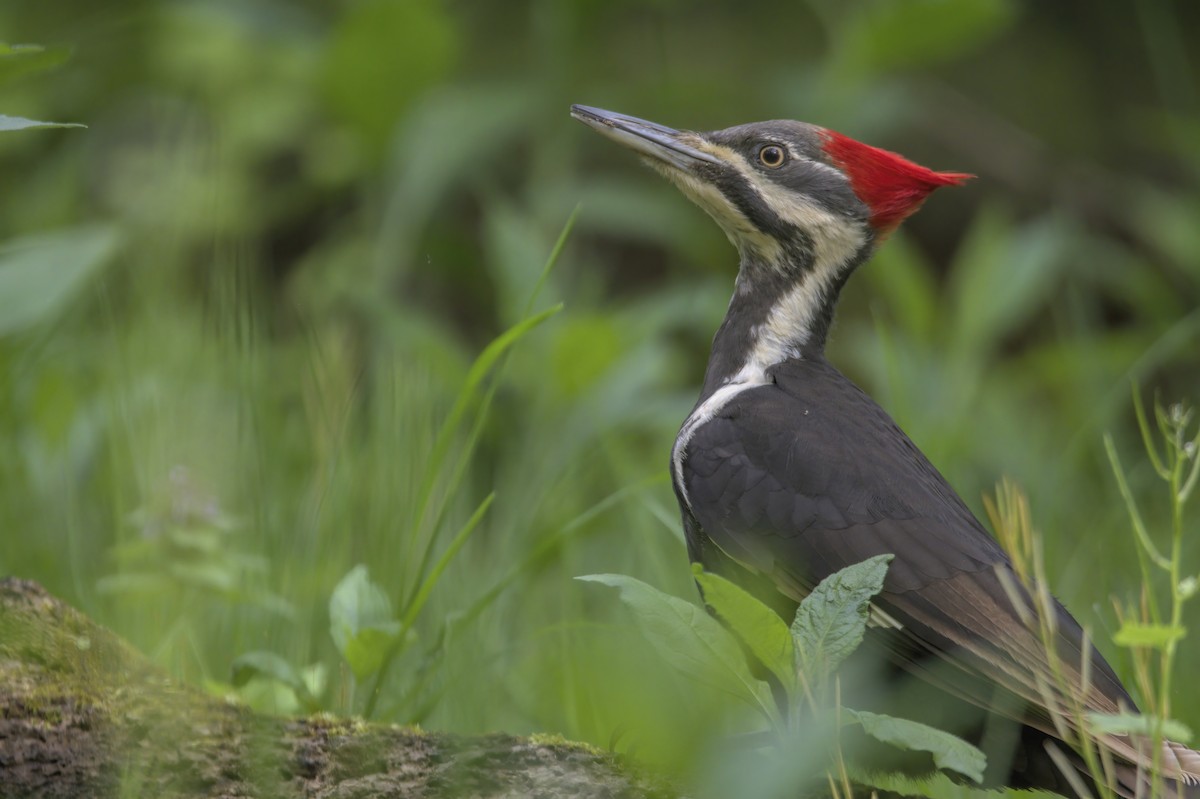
top-left (1052, 738), bottom-right (1200, 799)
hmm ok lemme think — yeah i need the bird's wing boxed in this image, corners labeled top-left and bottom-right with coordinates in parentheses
top-left (678, 369), bottom-right (1132, 735)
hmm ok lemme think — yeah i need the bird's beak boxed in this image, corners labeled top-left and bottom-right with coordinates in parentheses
top-left (571, 105), bottom-right (722, 170)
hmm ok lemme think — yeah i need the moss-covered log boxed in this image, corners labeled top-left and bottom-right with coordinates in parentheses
top-left (0, 578), bottom-right (678, 799)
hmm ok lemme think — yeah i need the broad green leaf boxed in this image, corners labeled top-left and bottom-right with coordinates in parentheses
top-left (0, 225), bottom-right (117, 335)
top-left (694, 567), bottom-right (796, 695)
top-left (329, 565), bottom-right (401, 679)
top-left (577, 574), bottom-right (775, 719)
top-left (791, 554), bottom-right (892, 682)
top-left (340, 627), bottom-right (402, 682)
top-left (0, 114), bottom-right (84, 132)
top-left (231, 651), bottom-right (302, 691)
top-left (0, 42), bottom-right (71, 84)
top-left (852, 710), bottom-right (986, 783)
top-left (1112, 622), bottom-right (1186, 649)
top-left (1088, 713), bottom-right (1193, 743)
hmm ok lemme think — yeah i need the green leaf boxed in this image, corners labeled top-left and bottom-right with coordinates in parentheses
top-left (231, 651), bottom-right (302, 691)
top-left (838, 0), bottom-right (1016, 76)
top-left (329, 565), bottom-right (401, 680)
top-left (0, 114), bottom-right (84, 132)
top-left (1088, 712), bottom-right (1193, 743)
top-left (0, 42), bottom-right (72, 84)
top-left (851, 710), bottom-right (986, 783)
top-left (791, 554), bottom-right (892, 682)
top-left (1112, 622), bottom-right (1186, 649)
top-left (693, 566), bottom-right (796, 695)
top-left (577, 574), bottom-right (775, 720)
top-left (320, 0), bottom-right (458, 151)
top-left (948, 209), bottom-right (1069, 361)
top-left (0, 225), bottom-right (117, 335)
top-left (865, 232), bottom-right (940, 343)
top-left (340, 627), bottom-right (402, 682)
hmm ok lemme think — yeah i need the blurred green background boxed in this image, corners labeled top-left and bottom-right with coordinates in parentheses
top-left (2, 0), bottom-right (1198, 784)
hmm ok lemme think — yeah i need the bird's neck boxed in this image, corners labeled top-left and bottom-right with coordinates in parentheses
top-left (697, 248), bottom-right (866, 403)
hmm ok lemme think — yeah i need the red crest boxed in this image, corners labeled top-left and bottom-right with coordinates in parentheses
top-left (820, 130), bottom-right (973, 233)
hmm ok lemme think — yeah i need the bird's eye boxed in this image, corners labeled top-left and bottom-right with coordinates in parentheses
top-left (758, 145), bottom-right (786, 168)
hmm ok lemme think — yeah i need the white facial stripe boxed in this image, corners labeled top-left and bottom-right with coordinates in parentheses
top-left (647, 159), bottom-right (784, 264)
top-left (749, 177), bottom-right (866, 267)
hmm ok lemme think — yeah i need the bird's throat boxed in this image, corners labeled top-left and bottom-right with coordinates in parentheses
top-left (697, 248), bottom-right (863, 402)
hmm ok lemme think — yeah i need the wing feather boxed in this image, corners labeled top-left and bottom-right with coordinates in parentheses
top-left (678, 358), bottom-right (1134, 738)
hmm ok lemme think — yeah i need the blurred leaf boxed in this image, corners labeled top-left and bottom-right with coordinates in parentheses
top-left (550, 315), bottom-right (624, 397)
top-left (231, 650), bottom-right (302, 690)
top-left (694, 566), bottom-right (796, 695)
top-left (1087, 712), bottom-right (1193, 743)
top-left (95, 573), bottom-right (175, 596)
top-left (340, 627), bottom-right (402, 682)
top-left (864, 232), bottom-right (939, 343)
top-left (483, 200), bottom-right (554, 326)
top-left (0, 225), bottom-right (118, 336)
top-left (330, 565), bottom-right (396, 640)
top-left (0, 114), bottom-right (84, 132)
top-left (837, 0), bottom-right (1016, 76)
top-left (0, 43), bottom-right (71, 85)
top-left (1113, 622), bottom-right (1186, 648)
top-left (791, 554), bottom-right (892, 682)
top-left (577, 574), bottom-right (775, 719)
top-left (851, 710), bottom-right (986, 783)
top-left (169, 562), bottom-right (238, 593)
top-left (949, 208), bottom-right (1068, 360)
top-left (321, 0), bottom-right (458, 150)
top-left (375, 83), bottom-right (537, 278)
top-left (1129, 186), bottom-right (1200, 279)
top-left (329, 565), bottom-right (402, 679)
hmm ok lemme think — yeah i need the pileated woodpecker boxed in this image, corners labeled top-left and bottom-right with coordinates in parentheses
top-left (571, 104), bottom-right (1200, 797)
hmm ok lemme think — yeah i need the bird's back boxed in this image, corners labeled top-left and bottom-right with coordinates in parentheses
top-left (675, 355), bottom-right (1146, 775)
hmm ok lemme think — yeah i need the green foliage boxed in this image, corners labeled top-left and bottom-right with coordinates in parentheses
top-left (230, 650), bottom-right (322, 713)
top-left (0, 42), bottom-right (70, 83)
top-left (693, 567), bottom-right (797, 696)
top-left (791, 554), bottom-right (893, 694)
top-left (577, 573), bottom-right (777, 723)
top-left (850, 710), bottom-right (986, 784)
top-left (1086, 713), bottom-right (1193, 745)
top-left (0, 225), bottom-right (118, 334)
top-left (0, 41), bottom-right (81, 129)
top-left (0, 113), bottom-right (83, 131)
top-left (328, 565), bottom-right (403, 682)
top-left (833, 0), bottom-right (1017, 77)
top-left (320, 0), bottom-right (457, 153)
top-left (586, 556), bottom-right (987, 790)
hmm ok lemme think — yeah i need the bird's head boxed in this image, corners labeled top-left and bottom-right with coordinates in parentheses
top-left (572, 104), bottom-right (970, 267)
top-left (572, 105), bottom-right (971, 360)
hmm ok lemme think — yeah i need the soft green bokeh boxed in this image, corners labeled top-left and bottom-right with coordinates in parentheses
top-left (1, 0), bottom-right (1197, 793)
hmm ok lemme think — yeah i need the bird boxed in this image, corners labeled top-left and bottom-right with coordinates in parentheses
top-left (571, 104), bottom-right (1200, 797)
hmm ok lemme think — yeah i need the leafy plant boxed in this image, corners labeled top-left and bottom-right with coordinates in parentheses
top-left (580, 554), bottom-right (986, 793)
top-left (223, 211), bottom-right (574, 719)
top-left (0, 42), bottom-right (82, 130)
top-left (984, 391), bottom-right (1199, 799)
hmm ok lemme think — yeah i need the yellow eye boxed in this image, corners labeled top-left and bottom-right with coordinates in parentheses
top-left (758, 145), bottom-right (786, 168)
